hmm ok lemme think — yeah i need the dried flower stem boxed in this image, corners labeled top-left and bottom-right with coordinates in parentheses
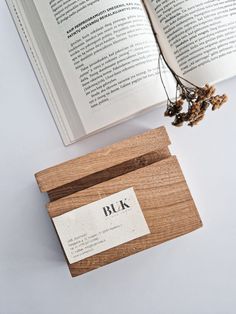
top-left (156, 40), bottom-right (228, 127)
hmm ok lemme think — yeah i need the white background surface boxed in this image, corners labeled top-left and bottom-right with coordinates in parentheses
top-left (1, 1), bottom-right (236, 313)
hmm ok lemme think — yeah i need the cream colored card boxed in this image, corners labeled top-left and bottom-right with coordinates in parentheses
top-left (53, 188), bottom-right (150, 264)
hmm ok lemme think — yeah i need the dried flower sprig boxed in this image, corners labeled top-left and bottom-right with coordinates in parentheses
top-left (157, 44), bottom-right (228, 127)
top-left (140, 0), bottom-right (228, 127)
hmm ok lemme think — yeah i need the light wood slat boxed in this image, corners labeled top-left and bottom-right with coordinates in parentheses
top-left (35, 127), bottom-right (170, 193)
top-left (48, 156), bottom-right (202, 277)
top-left (47, 148), bottom-right (170, 201)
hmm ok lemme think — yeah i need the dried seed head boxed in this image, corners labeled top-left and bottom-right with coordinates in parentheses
top-left (176, 99), bottom-right (184, 107)
top-left (211, 94), bottom-right (228, 111)
top-left (188, 113), bottom-right (205, 127)
top-left (172, 113), bottom-right (187, 127)
top-left (164, 82), bottom-right (228, 127)
top-left (157, 50), bottom-right (228, 127)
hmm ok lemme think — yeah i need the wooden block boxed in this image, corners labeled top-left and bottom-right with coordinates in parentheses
top-left (48, 156), bottom-right (202, 277)
top-left (35, 127), bottom-right (171, 200)
top-left (35, 127), bottom-right (202, 277)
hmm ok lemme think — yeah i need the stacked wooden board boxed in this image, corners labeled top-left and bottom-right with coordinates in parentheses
top-left (35, 127), bottom-right (202, 277)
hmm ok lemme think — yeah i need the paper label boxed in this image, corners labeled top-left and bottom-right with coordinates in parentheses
top-left (53, 188), bottom-right (150, 264)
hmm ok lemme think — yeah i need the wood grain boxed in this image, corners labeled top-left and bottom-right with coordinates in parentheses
top-left (48, 148), bottom-right (170, 201)
top-left (48, 156), bottom-right (202, 277)
top-left (35, 127), bottom-right (170, 194)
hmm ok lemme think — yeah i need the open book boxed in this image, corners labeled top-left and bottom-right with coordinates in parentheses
top-left (7, 0), bottom-right (236, 145)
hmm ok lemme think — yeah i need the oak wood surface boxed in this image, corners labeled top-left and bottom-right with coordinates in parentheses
top-left (35, 127), bottom-right (202, 277)
top-left (48, 148), bottom-right (170, 201)
top-left (48, 156), bottom-right (202, 277)
top-left (35, 127), bottom-right (170, 194)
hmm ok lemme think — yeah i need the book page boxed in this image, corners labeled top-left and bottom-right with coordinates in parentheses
top-left (144, 0), bottom-right (236, 86)
top-left (32, 0), bottom-right (175, 133)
